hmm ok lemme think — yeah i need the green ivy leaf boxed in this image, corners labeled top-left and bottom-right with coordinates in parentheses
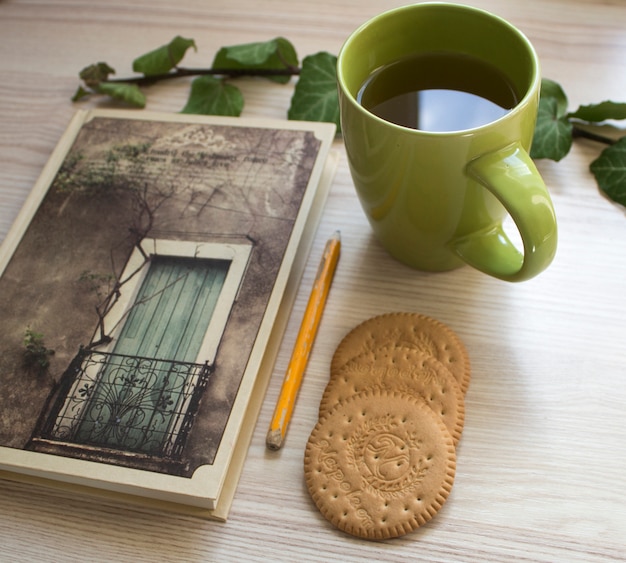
top-left (72, 85), bottom-right (91, 102)
top-left (212, 37), bottom-right (298, 84)
top-left (530, 96), bottom-right (573, 161)
top-left (79, 62), bottom-right (116, 89)
top-left (180, 75), bottom-right (244, 116)
top-left (288, 52), bottom-right (340, 131)
top-left (133, 36), bottom-right (196, 76)
top-left (97, 82), bottom-right (146, 108)
top-left (539, 78), bottom-right (569, 117)
top-left (589, 137), bottom-right (626, 206)
top-left (569, 101), bottom-right (626, 123)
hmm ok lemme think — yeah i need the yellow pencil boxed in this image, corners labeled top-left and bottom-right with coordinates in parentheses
top-left (266, 231), bottom-right (341, 451)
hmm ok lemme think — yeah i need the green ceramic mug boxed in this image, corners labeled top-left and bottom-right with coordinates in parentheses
top-left (337, 3), bottom-right (557, 282)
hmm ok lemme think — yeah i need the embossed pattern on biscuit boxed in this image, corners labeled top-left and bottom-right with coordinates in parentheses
top-left (330, 312), bottom-right (471, 394)
top-left (319, 346), bottom-right (465, 446)
top-left (304, 389), bottom-right (456, 540)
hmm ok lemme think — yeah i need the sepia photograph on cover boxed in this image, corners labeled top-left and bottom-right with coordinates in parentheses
top-left (0, 112), bottom-right (325, 479)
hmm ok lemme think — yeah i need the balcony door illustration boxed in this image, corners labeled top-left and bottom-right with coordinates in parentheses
top-left (74, 255), bottom-right (230, 455)
top-left (37, 239), bottom-right (252, 460)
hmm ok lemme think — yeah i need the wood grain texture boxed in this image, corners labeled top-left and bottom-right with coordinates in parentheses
top-left (1, 0), bottom-right (626, 561)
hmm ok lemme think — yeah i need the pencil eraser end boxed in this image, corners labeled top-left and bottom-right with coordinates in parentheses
top-left (266, 429), bottom-right (284, 451)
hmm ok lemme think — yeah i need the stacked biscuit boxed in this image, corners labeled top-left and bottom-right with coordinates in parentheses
top-left (304, 312), bottom-right (470, 540)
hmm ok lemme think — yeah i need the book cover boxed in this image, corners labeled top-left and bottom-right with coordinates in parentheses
top-left (0, 109), bottom-right (337, 520)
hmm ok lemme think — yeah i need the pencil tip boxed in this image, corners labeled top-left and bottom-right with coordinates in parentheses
top-left (266, 429), bottom-right (284, 451)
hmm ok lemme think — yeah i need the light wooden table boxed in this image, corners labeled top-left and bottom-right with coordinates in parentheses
top-left (1, 1), bottom-right (625, 561)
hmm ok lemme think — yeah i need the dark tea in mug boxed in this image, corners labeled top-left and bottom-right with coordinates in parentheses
top-left (357, 52), bottom-right (519, 132)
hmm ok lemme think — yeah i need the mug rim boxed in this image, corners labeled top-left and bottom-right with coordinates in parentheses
top-left (336, 2), bottom-right (541, 136)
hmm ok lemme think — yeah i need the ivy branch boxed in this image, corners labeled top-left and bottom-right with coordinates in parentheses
top-left (73, 35), bottom-right (340, 129)
top-left (531, 78), bottom-right (626, 207)
top-left (74, 37), bottom-right (626, 209)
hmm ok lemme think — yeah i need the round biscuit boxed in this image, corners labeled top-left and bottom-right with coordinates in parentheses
top-left (331, 312), bottom-right (470, 394)
top-left (304, 389), bottom-right (456, 540)
top-left (319, 346), bottom-right (465, 446)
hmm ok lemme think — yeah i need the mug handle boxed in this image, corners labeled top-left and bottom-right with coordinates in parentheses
top-left (450, 142), bottom-right (557, 282)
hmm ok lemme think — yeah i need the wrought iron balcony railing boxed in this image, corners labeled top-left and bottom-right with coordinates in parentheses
top-left (37, 348), bottom-right (212, 461)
